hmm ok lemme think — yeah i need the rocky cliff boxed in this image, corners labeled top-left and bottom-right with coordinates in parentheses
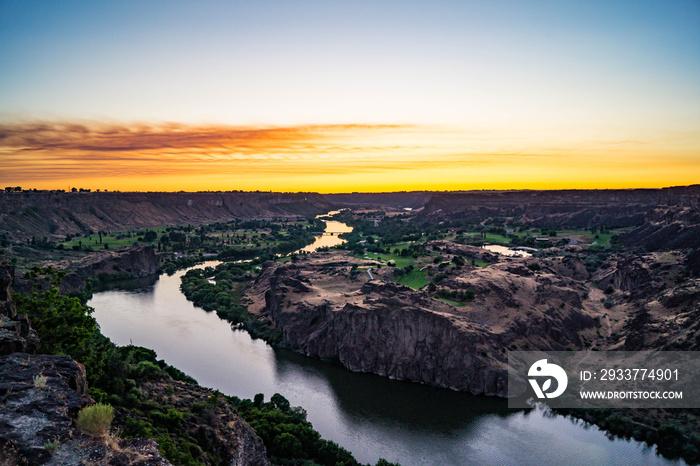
top-left (244, 252), bottom-right (599, 396)
top-left (416, 185), bottom-right (700, 229)
top-left (245, 247), bottom-right (700, 397)
top-left (0, 191), bottom-right (332, 241)
top-left (13, 245), bottom-right (160, 295)
top-left (62, 245), bottom-right (160, 293)
top-left (0, 263), bottom-right (38, 356)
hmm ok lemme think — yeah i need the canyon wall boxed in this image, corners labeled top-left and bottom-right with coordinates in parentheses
top-left (0, 191), bottom-right (332, 241)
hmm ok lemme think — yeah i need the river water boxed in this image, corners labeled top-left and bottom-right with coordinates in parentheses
top-left (482, 244), bottom-right (532, 258)
top-left (88, 220), bottom-right (681, 465)
top-left (298, 210), bottom-right (353, 253)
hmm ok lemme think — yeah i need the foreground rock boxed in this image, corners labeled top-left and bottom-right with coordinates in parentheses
top-left (0, 353), bottom-right (169, 465)
top-left (0, 263), bottom-right (38, 356)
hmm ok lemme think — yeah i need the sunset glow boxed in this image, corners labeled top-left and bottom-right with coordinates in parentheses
top-left (1, 1), bottom-right (699, 191)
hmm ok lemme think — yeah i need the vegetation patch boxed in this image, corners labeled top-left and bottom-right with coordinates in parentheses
top-left (76, 403), bottom-right (115, 437)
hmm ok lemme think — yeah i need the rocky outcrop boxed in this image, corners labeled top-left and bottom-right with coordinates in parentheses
top-left (0, 353), bottom-right (170, 465)
top-left (0, 263), bottom-right (38, 355)
top-left (62, 245), bottom-right (160, 293)
top-left (245, 252), bottom-right (599, 397)
top-left (137, 379), bottom-right (269, 466)
top-left (13, 246), bottom-right (160, 295)
top-left (0, 191), bottom-right (332, 241)
top-left (0, 353), bottom-right (91, 464)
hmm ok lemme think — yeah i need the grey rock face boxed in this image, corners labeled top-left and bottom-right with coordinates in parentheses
top-left (0, 264), bottom-right (39, 356)
top-left (248, 253), bottom-right (597, 397)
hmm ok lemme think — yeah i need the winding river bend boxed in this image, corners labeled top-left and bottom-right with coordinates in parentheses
top-left (89, 223), bottom-right (681, 465)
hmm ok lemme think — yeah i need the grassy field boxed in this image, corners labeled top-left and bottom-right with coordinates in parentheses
top-left (60, 226), bottom-right (170, 249)
top-left (365, 251), bottom-right (415, 268)
top-left (395, 269), bottom-right (428, 289)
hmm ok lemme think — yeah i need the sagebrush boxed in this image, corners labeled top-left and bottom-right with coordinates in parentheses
top-left (75, 403), bottom-right (114, 437)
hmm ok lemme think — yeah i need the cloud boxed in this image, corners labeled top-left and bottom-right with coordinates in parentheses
top-left (0, 121), bottom-right (524, 181)
top-left (0, 120), bottom-right (453, 184)
top-left (3, 119), bottom-right (690, 191)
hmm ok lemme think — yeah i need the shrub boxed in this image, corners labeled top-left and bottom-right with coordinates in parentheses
top-left (33, 374), bottom-right (47, 388)
top-left (75, 403), bottom-right (114, 437)
top-left (43, 439), bottom-right (59, 453)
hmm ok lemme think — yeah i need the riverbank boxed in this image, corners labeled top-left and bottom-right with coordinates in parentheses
top-left (90, 261), bottom-right (683, 466)
top-left (6, 262), bottom-right (390, 465)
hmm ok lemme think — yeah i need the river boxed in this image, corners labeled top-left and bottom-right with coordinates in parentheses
top-left (298, 210), bottom-right (353, 253)
top-left (88, 219), bottom-right (681, 465)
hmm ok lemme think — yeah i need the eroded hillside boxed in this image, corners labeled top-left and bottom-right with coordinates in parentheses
top-left (0, 191), bottom-right (332, 241)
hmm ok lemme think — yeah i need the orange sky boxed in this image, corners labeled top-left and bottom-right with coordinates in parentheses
top-left (0, 120), bottom-right (698, 192)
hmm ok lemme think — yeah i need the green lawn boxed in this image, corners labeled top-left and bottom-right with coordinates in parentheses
top-left (395, 269), bottom-right (428, 289)
top-left (461, 232), bottom-right (513, 245)
top-left (368, 252), bottom-right (415, 268)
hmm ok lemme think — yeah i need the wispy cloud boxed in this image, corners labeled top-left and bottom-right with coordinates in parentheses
top-left (1, 119), bottom-right (696, 191)
top-left (2, 120), bottom-right (535, 182)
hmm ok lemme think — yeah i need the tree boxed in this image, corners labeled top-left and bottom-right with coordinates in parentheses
top-left (253, 393), bottom-right (265, 407)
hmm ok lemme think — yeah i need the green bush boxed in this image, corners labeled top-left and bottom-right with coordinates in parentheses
top-left (76, 403), bottom-right (114, 437)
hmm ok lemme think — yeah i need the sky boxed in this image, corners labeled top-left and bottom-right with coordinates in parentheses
top-left (1, 0), bottom-right (699, 192)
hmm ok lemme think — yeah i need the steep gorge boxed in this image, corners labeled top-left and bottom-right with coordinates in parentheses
top-left (0, 191), bottom-right (332, 241)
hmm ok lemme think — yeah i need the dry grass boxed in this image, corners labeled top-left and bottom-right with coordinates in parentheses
top-left (75, 403), bottom-right (114, 437)
top-left (33, 374), bottom-right (47, 389)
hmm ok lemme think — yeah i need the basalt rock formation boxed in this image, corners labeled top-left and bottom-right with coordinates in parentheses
top-left (245, 246), bottom-right (700, 397)
top-left (0, 191), bottom-right (332, 242)
top-left (62, 245), bottom-right (160, 293)
top-left (0, 263), bottom-right (38, 355)
top-left (13, 245), bottom-right (160, 295)
top-left (244, 252), bottom-right (600, 396)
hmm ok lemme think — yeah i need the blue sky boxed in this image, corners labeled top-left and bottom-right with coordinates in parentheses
top-left (1, 0), bottom-right (699, 191)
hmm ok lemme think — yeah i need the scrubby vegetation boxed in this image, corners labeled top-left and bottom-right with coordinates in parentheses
top-left (15, 268), bottom-right (381, 465)
top-left (231, 393), bottom-right (400, 465)
top-left (76, 403), bottom-right (115, 437)
top-left (555, 408), bottom-right (700, 463)
top-left (180, 263), bottom-right (252, 325)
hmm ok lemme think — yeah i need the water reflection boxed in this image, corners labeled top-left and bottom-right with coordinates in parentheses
top-left (482, 244), bottom-right (532, 257)
top-left (298, 211), bottom-right (353, 253)
top-left (273, 349), bottom-right (511, 431)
